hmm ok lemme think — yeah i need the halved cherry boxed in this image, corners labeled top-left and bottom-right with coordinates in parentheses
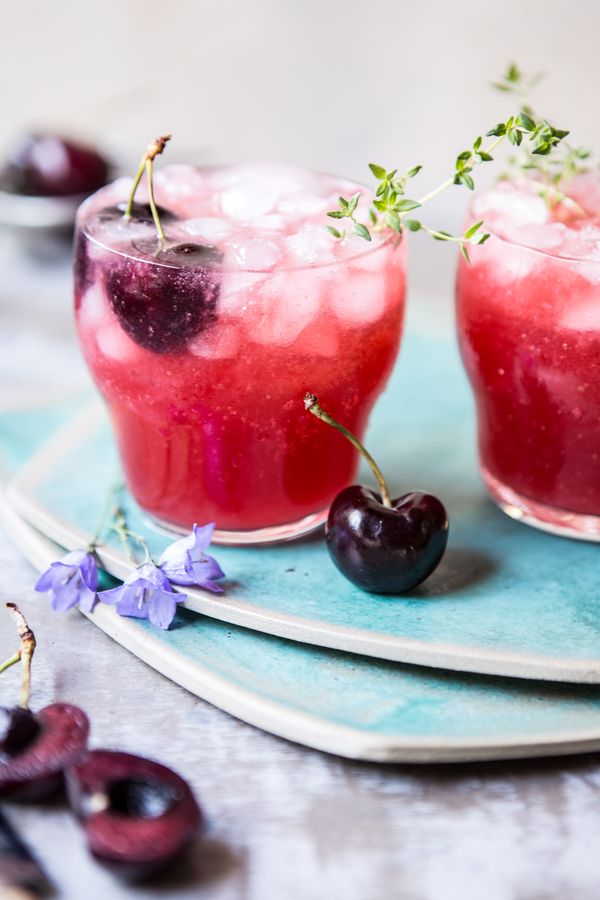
top-left (67, 749), bottom-right (202, 880)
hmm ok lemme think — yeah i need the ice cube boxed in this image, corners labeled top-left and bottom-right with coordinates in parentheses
top-left (230, 236), bottom-right (283, 269)
top-left (512, 223), bottom-right (568, 253)
top-left (331, 270), bottom-right (387, 326)
top-left (78, 283), bottom-right (112, 332)
top-left (561, 299), bottom-right (600, 331)
top-left (567, 174), bottom-right (600, 217)
top-left (293, 317), bottom-right (340, 357)
top-left (96, 324), bottom-right (139, 362)
top-left (183, 217), bottom-right (233, 241)
top-left (218, 164), bottom-right (315, 220)
top-left (251, 270), bottom-right (326, 346)
top-left (248, 214), bottom-right (286, 232)
top-left (88, 214), bottom-right (154, 248)
top-left (469, 235), bottom-right (537, 284)
top-left (277, 192), bottom-right (333, 217)
top-left (473, 183), bottom-right (549, 229)
top-left (285, 222), bottom-right (337, 265)
top-left (218, 271), bottom-right (268, 315)
top-left (188, 324), bottom-right (240, 358)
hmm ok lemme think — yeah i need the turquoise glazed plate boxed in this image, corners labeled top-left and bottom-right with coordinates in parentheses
top-left (7, 328), bottom-right (600, 684)
top-left (8, 498), bottom-right (600, 763)
top-left (5, 396), bottom-right (600, 762)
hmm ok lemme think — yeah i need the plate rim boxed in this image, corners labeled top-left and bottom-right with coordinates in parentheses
top-left (7, 403), bottom-right (600, 686)
top-left (6, 493), bottom-right (600, 764)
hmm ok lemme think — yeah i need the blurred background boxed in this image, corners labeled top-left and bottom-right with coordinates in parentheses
top-left (2, 0), bottom-right (598, 296)
top-left (0, 0), bottom-right (598, 405)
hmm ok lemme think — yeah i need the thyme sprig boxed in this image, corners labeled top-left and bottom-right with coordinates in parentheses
top-left (491, 64), bottom-right (590, 211)
top-left (327, 65), bottom-right (571, 257)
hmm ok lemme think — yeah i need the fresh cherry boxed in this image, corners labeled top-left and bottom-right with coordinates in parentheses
top-left (99, 200), bottom-right (176, 225)
top-left (1, 134), bottom-right (109, 197)
top-left (326, 486), bottom-right (448, 593)
top-left (0, 703), bottom-right (90, 801)
top-left (99, 134), bottom-right (222, 353)
top-left (105, 242), bottom-right (221, 353)
top-left (67, 750), bottom-right (202, 881)
top-left (305, 393), bottom-right (449, 594)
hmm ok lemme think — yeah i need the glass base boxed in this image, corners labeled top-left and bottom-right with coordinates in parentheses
top-left (482, 467), bottom-right (600, 542)
top-left (145, 508), bottom-right (328, 546)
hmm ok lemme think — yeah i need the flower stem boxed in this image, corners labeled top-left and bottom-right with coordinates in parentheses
top-left (110, 502), bottom-right (153, 565)
top-left (4, 603), bottom-right (36, 709)
top-left (304, 392), bottom-right (392, 508)
top-left (89, 479), bottom-right (121, 551)
top-left (123, 134), bottom-right (171, 241)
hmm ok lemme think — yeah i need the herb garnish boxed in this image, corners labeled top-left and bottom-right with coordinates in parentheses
top-left (327, 64), bottom-right (572, 260)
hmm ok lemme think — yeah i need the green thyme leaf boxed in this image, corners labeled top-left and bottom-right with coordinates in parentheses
top-left (353, 222), bottom-right (371, 241)
top-left (369, 163), bottom-right (387, 180)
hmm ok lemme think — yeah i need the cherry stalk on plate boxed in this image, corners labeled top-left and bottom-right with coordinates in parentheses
top-left (304, 393), bottom-right (449, 593)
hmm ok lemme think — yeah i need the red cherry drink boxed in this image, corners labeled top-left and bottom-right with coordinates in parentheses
top-left (457, 176), bottom-right (600, 538)
top-left (74, 165), bottom-right (406, 542)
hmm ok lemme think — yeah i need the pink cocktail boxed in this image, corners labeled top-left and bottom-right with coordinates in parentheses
top-left (74, 164), bottom-right (406, 542)
top-left (457, 176), bottom-right (600, 538)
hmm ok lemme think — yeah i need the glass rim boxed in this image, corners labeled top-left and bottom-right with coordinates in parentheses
top-left (471, 179), bottom-right (600, 266)
top-left (484, 227), bottom-right (600, 266)
top-left (77, 166), bottom-right (402, 274)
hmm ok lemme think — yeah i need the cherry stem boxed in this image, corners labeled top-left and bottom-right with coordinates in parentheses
top-left (123, 134), bottom-right (171, 242)
top-left (3, 603), bottom-right (36, 709)
top-left (304, 392), bottom-right (393, 509)
top-left (145, 158), bottom-right (165, 242)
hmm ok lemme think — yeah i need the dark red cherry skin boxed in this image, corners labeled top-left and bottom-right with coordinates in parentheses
top-left (0, 706), bottom-right (40, 757)
top-left (67, 749), bottom-right (202, 881)
top-left (0, 703), bottom-right (89, 802)
top-left (105, 242), bottom-right (222, 353)
top-left (326, 486), bottom-right (449, 594)
top-left (99, 201), bottom-right (176, 225)
top-left (1, 134), bottom-right (109, 197)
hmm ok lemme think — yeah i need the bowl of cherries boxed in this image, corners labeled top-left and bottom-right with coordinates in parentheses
top-left (0, 133), bottom-right (111, 252)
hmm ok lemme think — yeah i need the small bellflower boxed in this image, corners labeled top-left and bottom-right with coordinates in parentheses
top-left (158, 523), bottom-right (225, 593)
top-left (35, 549), bottom-right (98, 613)
top-left (98, 562), bottom-right (185, 630)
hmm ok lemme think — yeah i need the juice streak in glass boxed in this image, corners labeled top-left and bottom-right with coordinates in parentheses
top-left (456, 176), bottom-right (600, 538)
top-left (74, 165), bottom-right (406, 542)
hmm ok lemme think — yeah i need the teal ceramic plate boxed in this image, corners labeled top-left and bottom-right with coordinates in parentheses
top-left (8, 498), bottom-right (600, 763)
top-left (5, 396), bottom-right (600, 763)
top-left (7, 330), bottom-right (600, 684)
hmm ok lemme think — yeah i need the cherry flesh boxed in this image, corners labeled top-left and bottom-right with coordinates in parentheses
top-left (67, 750), bottom-right (202, 881)
top-left (104, 239), bottom-right (222, 353)
top-left (1, 134), bottom-right (109, 197)
top-left (326, 486), bottom-right (449, 594)
top-left (0, 703), bottom-right (89, 801)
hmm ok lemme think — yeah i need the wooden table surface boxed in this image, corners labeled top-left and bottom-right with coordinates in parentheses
top-left (1, 238), bottom-right (599, 900)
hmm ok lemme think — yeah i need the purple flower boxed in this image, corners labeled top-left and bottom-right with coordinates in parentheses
top-left (158, 523), bottom-right (225, 593)
top-left (98, 562), bottom-right (185, 630)
top-left (35, 549), bottom-right (98, 613)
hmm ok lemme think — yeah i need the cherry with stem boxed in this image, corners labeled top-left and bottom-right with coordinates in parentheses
top-left (305, 392), bottom-right (449, 594)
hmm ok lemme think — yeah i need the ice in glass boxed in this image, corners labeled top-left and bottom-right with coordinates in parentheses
top-left (457, 175), bottom-right (600, 537)
top-left (74, 164), bottom-right (406, 542)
